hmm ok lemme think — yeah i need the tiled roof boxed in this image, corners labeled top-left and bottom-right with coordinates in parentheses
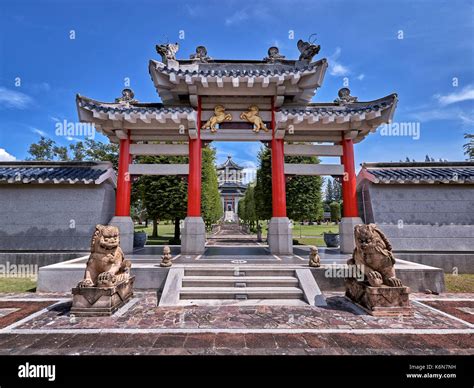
top-left (157, 61), bottom-right (322, 77)
top-left (280, 94), bottom-right (397, 117)
top-left (217, 156), bottom-right (244, 170)
top-left (361, 162), bottom-right (474, 184)
top-left (77, 95), bottom-right (193, 114)
top-left (0, 162), bottom-right (116, 185)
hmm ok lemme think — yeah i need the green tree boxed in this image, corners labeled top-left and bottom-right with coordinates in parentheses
top-left (27, 136), bottom-right (118, 167)
top-left (244, 185), bottom-right (257, 231)
top-left (286, 155), bottom-right (324, 222)
top-left (139, 154), bottom-right (188, 242)
top-left (201, 146), bottom-right (223, 229)
top-left (325, 179), bottom-right (334, 204)
top-left (330, 202), bottom-right (341, 223)
top-left (254, 146), bottom-right (272, 221)
top-left (333, 178), bottom-right (342, 202)
top-left (28, 136), bottom-right (68, 161)
top-left (238, 196), bottom-right (246, 222)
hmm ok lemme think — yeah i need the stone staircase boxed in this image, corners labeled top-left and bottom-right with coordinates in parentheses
top-left (159, 266), bottom-right (326, 307)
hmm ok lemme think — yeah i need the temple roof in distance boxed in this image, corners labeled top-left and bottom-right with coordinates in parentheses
top-left (0, 161), bottom-right (116, 186)
top-left (358, 161), bottom-right (474, 184)
top-left (217, 155), bottom-right (244, 170)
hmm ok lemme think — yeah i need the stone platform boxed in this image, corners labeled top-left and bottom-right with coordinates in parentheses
top-left (37, 246), bottom-right (445, 294)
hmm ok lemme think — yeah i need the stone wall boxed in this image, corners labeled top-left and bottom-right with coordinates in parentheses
top-left (0, 183), bottom-right (115, 251)
top-left (357, 183), bottom-right (474, 252)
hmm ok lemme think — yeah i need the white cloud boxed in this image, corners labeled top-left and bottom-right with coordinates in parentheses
top-left (29, 82), bottom-right (51, 93)
top-left (29, 127), bottom-right (47, 137)
top-left (356, 73), bottom-right (365, 81)
top-left (406, 106), bottom-right (474, 128)
top-left (50, 116), bottom-right (60, 122)
top-left (0, 148), bottom-right (16, 161)
top-left (329, 47), bottom-right (350, 76)
top-left (0, 87), bottom-right (33, 109)
top-left (434, 85), bottom-right (474, 106)
top-left (225, 10), bottom-right (249, 25)
top-left (225, 5), bottom-right (270, 26)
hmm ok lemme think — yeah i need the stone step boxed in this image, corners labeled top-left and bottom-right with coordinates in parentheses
top-left (182, 276), bottom-right (299, 288)
top-left (180, 286), bottom-right (304, 300)
top-left (184, 268), bottom-right (296, 277)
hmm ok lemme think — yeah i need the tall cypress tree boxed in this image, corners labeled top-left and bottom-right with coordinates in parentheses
top-left (139, 153), bottom-right (188, 242)
top-left (254, 146), bottom-right (272, 221)
top-left (286, 155), bottom-right (324, 222)
top-left (253, 145), bottom-right (324, 223)
top-left (201, 146), bottom-right (223, 229)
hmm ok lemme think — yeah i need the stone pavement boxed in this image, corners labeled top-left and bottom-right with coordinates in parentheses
top-left (0, 291), bottom-right (472, 355)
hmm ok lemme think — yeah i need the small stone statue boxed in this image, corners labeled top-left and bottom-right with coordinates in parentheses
top-left (156, 42), bottom-right (179, 63)
top-left (334, 88), bottom-right (358, 105)
top-left (263, 46), bottom-right (285, 62)
top-left (115, 88), bottom-right (138, 105)
top-left (308, 246), bottom-right (321, 267)
top-left (297, 39), bottom-right (320, 62)
top-left (240, 105), bottom-right (268, 133)
top-left (202, 105), bottom-right (232, 133)
top-left (160, 245), bottom-right (172, 267)
top-left (190, 45), bottom-right (212, 62)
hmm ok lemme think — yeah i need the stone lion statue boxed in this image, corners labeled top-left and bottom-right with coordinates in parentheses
top-left (348, 224), bottom-right (403, 287)
top-left (308, 246), bottom-right (320, 267)
top-left (240, 105), bottom-right (268, 133)
top-left (202, 105), bottom-right (232, 133)
top-left (77, 225), bottom-right (131, 288)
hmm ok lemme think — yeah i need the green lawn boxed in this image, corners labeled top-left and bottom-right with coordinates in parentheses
top-left (135, 223), bottom-right (175, 244)
top-left (0, 277), bottom-right (37, 293)
top-left (445, 274), bottom-right (474, 293)
top-left (135, 222), bottom-right (339, 246)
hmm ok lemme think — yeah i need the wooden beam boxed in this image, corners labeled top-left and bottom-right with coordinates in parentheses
top-left (284, 163), bottom-right (345, 176)
top-left (284, 144), bottom-right (343, 157)
top-left (129, 164), bottom-right (189, 176)
top-left (129, 144), bottom-right (189, 156)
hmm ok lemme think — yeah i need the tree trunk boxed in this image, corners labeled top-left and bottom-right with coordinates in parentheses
top-left (152, 219), bottom-right (158, 237)
top-left (174, 217), bottom-right (180, 240)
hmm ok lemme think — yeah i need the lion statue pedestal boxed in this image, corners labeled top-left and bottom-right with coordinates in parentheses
top-left (71, 225), bottom-right (135, 317)
top-left (345, 224), bottom-right (413, 317)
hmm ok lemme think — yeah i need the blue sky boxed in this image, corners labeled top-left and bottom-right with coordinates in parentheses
top-left (0, 0), bottom-right (473, 174)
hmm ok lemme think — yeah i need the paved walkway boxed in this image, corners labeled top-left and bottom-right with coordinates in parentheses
top-left (0, 292), bottom-right (472, 355)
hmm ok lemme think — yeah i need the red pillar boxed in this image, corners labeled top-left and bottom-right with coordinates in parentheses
top-left (340, 137), bottom-right (358, 217)
top-left (115, 132), bottom-right (131, 216)
top-left (187, 97), bottom-right (202, 217)
top-left (271, 98), bottom-right (287, 217)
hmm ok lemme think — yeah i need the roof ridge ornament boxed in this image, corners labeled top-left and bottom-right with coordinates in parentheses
top-left (297, 38), bottom-right (320, 62)
top-left (155, 42), bottom-right (179, 64)
top-left (115, 88), bottom-right (138, 105)
top-left (334, 87), bottom-right (358, 105)
top-left (263, 46), bottom-right (286, 63)
top-left (190, 45), bottom-right (212, 63)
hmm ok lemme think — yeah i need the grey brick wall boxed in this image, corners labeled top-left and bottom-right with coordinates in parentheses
top-left (0, 183), bottom-right (115, 251)
top-left (357, 183), bottom-right (474, 251)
